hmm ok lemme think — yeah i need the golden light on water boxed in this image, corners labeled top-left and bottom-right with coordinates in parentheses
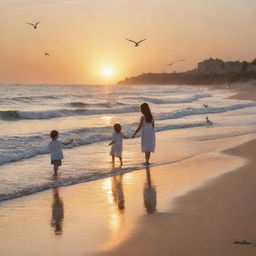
top-left (101, 116), bottom-right (113, 125)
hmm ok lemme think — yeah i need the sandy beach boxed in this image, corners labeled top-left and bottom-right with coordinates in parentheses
top-left (209, 82), bottom-right (256, 101)
top-left (0, 84), bottom-right (256, 256)
top-left (99, 138), bottom-right (256, 256)
top-left (0, 133), bottom-right (256, 255)
top-left (99, 83), bottom-right (256, 256)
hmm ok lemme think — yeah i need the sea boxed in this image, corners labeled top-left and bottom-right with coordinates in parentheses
top-left (0, 83), bottom-right (256, 201)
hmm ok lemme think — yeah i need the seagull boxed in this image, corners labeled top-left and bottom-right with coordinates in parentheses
top-left (206, 116), bottom-right (213, 125)
top-left (167, 59), bottom-right (185, 66)
top-left (126, 39), bottom-right (146, 47)
top-left (44, 52), bottom-right (50, 56)
top-left (233, 240), bottom-right (252, 245)
top-left (27, 22), bottom-right (40, 29)
top-left (203, 104), bottom-right (208, 108)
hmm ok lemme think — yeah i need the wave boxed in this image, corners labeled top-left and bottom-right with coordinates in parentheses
top-left (0, 121), bottom-right (206, 165)
top-left (1, 102), bottom-right (255, 165)
top-left (124, 93), bottom-right (212, 104)
top-left (2, 95), bottom-right (58, 102)
top-left (3, 101), bottom-right (253, 121)
top-left (0, 133), bottom-right (110, 165)
top-left (155, 102), bottom-right (256, 120)
top-left (66, 101), bottom-right (125, 108)
top-left (0, 106), bottom-right (138, 120)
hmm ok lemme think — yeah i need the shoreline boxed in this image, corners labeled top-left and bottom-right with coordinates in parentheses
top-left (97, 85), bottom-right (256, 256)
top-left (98, 139), bottom-right (256, 256)
top-left (208, 82), bottom-right (256, 101)
top-left (0, 84), bottom-right (256, 255)
top-left (0, 133), bottom-right (255, 255)
top-left (0, 134), bottom-right (253, 256)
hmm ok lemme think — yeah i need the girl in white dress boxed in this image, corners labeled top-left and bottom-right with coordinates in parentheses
top-left (132, 103), bottom-right (155, 165)
top-left (109, 124), bottom-right (129, 166)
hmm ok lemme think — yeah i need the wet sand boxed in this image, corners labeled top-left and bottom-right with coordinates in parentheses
top-left (0, 132), bottom-right (255, 256)
top-left (99, 138), bottom-right (256, 256)
top-left (98, 83), bottom-right (256, 256)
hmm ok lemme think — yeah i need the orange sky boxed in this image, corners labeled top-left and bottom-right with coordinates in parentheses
top-left (0, 0), bottom-right (256, 84)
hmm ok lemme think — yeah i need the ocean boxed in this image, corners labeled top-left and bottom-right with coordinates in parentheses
top-left (0, 83), bottom-right (256, 201)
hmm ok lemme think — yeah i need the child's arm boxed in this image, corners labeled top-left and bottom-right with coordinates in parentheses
top-left (132, 116), bottom-right (144, 138)
top-left (108, 140), bottom-right (115, 146)
top-left (122, 134), bottom-right (130, 139)
top-left (62, 139), bottom-right (74, 145)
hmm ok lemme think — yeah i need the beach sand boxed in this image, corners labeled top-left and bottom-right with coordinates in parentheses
top-left (0, 84), bottom-right (256, 256)
top-left (99, 139), bottom-right (256, 256)
top-left (209, 81), bottom-right (256, 101)
top-left (0, 132), bottom-right (255, 255)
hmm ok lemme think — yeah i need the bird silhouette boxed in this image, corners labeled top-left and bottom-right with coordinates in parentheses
top-left (27, 22), bottom-right (40, 29)
top-left (206, 116), bottom-right (213, 125)
top-left (44, 52), bottom-right (50, 56)
top-left (167, 59), bottom-right (185, 66)
top-left (203, 104), bottom-right (209, 108)
top-left (126, 39), bottom-right (146, 47)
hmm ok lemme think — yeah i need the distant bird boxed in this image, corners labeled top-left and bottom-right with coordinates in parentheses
top-left (27, 22), bottom-right (40, 29)
top-left (203, 104), bottom-right (209, 108)
top-left (44, 52), bottom-right (50, 56)
top-left (126, 39), bottom-right (146, 47)
top-left (233, 240), bottom-right (252, 245)
top-left (206, 116), bottom-right (213, 125)
top-left (167, 59), bottom-right (185, 66)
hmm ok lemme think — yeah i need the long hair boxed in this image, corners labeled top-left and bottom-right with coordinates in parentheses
top-left (140, 103), bottom-right (153, 123)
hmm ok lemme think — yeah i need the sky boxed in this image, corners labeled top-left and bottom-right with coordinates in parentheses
top-left (0, 0), bottom-right (256, 84)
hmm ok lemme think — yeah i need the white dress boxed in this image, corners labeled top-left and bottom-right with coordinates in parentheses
top-left (110, 132), bottom-right (124, 157)
top-left (141, 117), bottom-right (155, 153)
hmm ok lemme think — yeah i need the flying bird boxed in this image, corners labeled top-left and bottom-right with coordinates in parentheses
top-left (126, 39), bottom-right (146, 47)
top-left (27, 22), bottom-right (40, 29)
top-left (44, 52), bottom-right (50, 56)
top-left (167, 59), bottom-right (185, 66)
top-left (206, 116), bottom-right (213, 125)
top-left (203, 104), bottom-right (208, 108)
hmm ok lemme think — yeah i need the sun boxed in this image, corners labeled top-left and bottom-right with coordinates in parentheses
top-left (103, 68), bottom-right (113, 77)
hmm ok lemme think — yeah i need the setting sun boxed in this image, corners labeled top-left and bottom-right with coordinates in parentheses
top-left (103, 68), bottom-right (113, 77)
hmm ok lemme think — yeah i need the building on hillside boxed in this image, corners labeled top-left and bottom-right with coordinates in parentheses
top-left (225, 61), bottom-right (242, 73)
top-left (197, 58), bottom-right (256, 74)
top-left (197, 58), bottom-right (225, 74)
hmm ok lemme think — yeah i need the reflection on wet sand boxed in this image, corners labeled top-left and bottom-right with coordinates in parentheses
top-left (143, 167), bottom-right (157, 214)
top-left (111, 175), bottom-right (125, 213)
top-left (50, 188), bottom-right (64, 235)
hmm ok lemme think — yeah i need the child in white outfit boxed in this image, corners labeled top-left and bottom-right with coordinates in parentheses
top-left (49, 130), bottom-right (74, 176)
top-left (109, 124), bottom-right (129, 166)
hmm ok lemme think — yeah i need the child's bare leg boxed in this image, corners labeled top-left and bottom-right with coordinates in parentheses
top-left (145, 152), bottom-right (151, 164)
top-left (112, 155), bottom-right (115, 165)
top-left (54, 165), bottom-right (58, 176)
top-left (119, 156), bottom-right (123, 166)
